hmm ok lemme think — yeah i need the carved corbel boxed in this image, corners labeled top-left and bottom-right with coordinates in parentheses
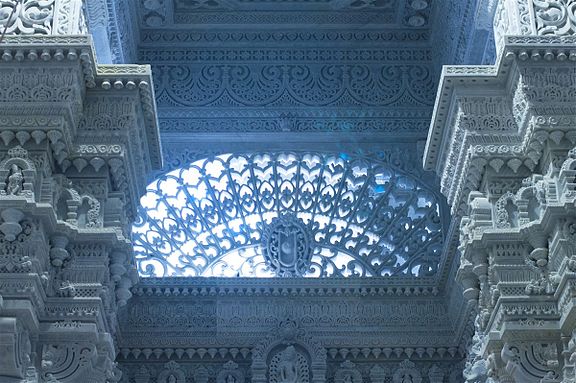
top-left (522, 228), bottom-right (559, 296)
top-left (457, 260), bottom-right (481, 302)
top-left (0, 208), bottom-right (24, 241)
top-left (464, 316), bottom-right (489, 383)
top-left (515, 175), bottom-right (547, 224)
top-left (116, 275), bottom-right (133, 307)
top-left (49, 235), bottom-right (69, 267)
top-left (115, 265), bottom-right (138, 307)
top-left (109, 251), bottom-right (127, 282)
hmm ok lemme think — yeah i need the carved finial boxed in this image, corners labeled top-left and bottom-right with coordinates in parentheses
top-left (0, 208), bottom-right (24, 241)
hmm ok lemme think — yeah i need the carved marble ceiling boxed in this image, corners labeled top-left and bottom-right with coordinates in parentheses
top-left (139, 0), bottom-right (433, 28)
top-left (128, 0), bottom-right (475, 287)
top-left (132, 0), bottom-right (480, 179)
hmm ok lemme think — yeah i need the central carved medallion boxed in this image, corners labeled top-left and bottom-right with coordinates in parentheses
top-left (262, 215), bottom-right (312, 277)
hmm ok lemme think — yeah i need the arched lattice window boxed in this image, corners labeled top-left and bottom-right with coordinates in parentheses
top-left (132, 152), bottom-right (445, 278)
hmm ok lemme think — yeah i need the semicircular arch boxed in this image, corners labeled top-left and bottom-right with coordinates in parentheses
top-left (132, 151), bottom-right (446, 278)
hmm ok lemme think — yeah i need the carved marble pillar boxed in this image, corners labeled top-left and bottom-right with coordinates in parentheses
top-left (0, 33), bottom-right (161, 383)
top-left (424, 1), bottom-right (576, 382)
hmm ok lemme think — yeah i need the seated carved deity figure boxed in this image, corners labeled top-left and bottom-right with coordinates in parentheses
top-left (226, 374), bottom-right (236, 383)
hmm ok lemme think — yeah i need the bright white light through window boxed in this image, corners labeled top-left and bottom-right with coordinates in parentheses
top-left (132, 152), bottom-right (444, 277)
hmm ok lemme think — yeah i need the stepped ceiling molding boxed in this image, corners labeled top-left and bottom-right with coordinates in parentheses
top-left (138, 0), bottom-right (433, 28)
top-left (132, 0), bottom-right (487, 181)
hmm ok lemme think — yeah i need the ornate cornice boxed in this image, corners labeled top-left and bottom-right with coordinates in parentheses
top-left (424, 39), bottom-right (576, 215)
top-left (0, 36), bottom-right (162, 211)
top-left (140, 29), bottom-right (432, 46)
top-left (133, 277), bottom-right (440, 296)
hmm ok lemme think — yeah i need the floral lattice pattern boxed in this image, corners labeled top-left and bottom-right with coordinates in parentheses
top-left (133, 152), bottom-right (444, 277)
top-left (0, 0), bottom-right (55, 35)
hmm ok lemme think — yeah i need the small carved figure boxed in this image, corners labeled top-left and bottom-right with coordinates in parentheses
top-left (167, 374), bottom-right (177, 383)
top-left (278, 346), bottom-right (299, 383)
top-left (58, 281), bottom-right (76, 297)
top-left (226, 374), bottom-right (237, 383)
top-left (6, 163), bottom-right (24, 195)
top-left (343, 374), bottom-right (353, 383)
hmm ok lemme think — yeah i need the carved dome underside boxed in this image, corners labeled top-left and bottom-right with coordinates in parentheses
top-left (133, 152), bottom-right (444, 278)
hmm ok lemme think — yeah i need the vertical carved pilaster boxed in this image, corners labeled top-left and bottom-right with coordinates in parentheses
top-left (425, 1), bottom-right (576, 380)
top-left (0, 35), bottom-right (160, 382)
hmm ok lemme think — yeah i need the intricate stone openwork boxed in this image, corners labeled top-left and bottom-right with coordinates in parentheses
top-left (262, 215), bottom-right (312, 277)
top-left (133, 152), bottom-right (445, 278)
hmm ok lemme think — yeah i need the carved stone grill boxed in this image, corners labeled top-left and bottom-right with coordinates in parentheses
top-left (132, 151), bottom-right (444, 278)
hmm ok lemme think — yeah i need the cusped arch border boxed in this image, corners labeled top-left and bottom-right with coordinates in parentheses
top-left (251, 319), bottom-right (327, 383)
top-left (132, 151), bottom-right (448, 278)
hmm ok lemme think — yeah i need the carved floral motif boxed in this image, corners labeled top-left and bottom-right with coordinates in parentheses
top-left (534, 0), bottom-right (576, 35)
top-left (0, 0), bottom-right (55, 35)
top-left (153, 64), bottom-right (436, 108)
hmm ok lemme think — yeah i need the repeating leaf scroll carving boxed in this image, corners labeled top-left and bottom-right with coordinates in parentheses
top-left (534, 0), bottom-right (576, 35)
top-left (132, 152), bottom-right (445, 278)
top-left (153, 64), bottom-right (436, 107)
top-left (0, 0), bottom-right (55, 35)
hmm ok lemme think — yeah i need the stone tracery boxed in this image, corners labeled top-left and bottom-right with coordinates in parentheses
top-left (133, 151), bottom-right (445, 278)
